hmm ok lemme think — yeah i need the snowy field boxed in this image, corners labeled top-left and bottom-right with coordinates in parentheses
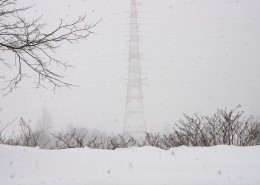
top-left (0, 145), bottom-right (260, 185)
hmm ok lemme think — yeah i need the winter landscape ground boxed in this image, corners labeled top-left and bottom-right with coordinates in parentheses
top-left (1, 0), bottom-right (260, 184)
top-left (0, 144), bottom-right (260, 185)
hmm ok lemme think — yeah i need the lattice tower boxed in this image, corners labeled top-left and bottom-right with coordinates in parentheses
top-left (124, 0), bottom-right (146, 138)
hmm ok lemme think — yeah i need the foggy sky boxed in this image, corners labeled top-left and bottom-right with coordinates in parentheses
top-left (1, 0), bottom-right (260, 134)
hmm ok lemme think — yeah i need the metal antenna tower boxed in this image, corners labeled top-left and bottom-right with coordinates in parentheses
top-left (124, 0), bottom-right (146, 137)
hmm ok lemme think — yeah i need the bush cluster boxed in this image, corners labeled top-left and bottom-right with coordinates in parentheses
top-left (1, 106), bottom-right (259, 149)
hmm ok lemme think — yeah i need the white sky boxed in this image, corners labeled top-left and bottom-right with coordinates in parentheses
top-left (1, 0), bottom-right (260, 133)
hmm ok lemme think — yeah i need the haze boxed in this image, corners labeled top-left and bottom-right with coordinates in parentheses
top-left (1, 0), bottom-right (260, 134)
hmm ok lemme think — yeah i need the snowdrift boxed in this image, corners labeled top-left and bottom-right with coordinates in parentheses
top-left (0, 145), bottom-right (260, 185)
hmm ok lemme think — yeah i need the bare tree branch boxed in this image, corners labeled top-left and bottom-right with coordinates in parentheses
top-left (0, 0), bottom-right (99, 95)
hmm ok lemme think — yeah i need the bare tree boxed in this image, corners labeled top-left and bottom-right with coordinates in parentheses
top-left (0, 0), bottom-right (98, 94)
top-left (36, 107), bottom-right (53, 131)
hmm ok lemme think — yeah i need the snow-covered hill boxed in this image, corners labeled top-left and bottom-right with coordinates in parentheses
top-left (0, 145), bottom-right (259, 185)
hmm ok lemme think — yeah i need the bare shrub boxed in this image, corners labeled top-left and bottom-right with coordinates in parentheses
top-left (1, 106), bottom-right (259, 149)
top-left (144, 132), bottom-right (166, 149)
top-left (173, 105), bottom-right (260, 146)
top-left (1, 117), bottom-right (46, 147)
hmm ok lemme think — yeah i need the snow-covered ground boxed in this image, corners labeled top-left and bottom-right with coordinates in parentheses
top-left (0, 145), bottom-right (259, 185)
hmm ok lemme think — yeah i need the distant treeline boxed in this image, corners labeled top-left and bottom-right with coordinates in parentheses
top-left (1, 106), bottom-right (259, 149)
